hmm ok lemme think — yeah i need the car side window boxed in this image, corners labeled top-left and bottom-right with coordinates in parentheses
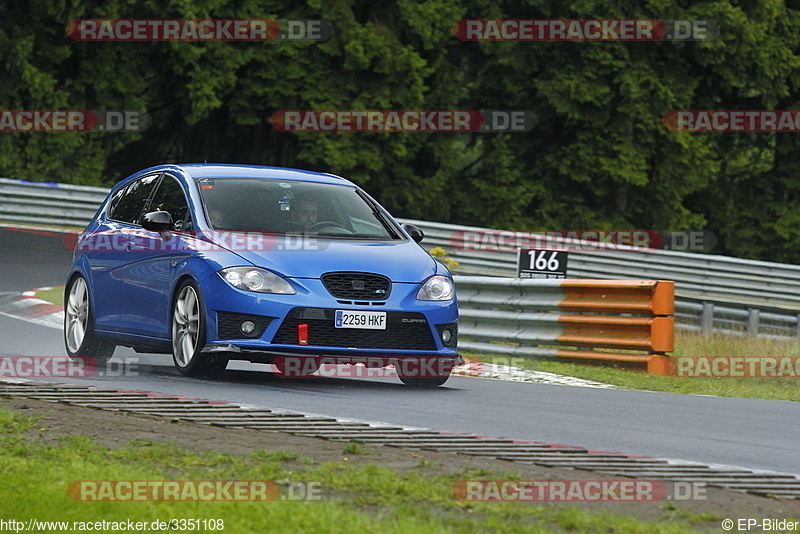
top-left (106, 184), bottom-right (128, 220)
top-left (110, 174), bottom-right (161, 224)
top-left (149, 175), bottom-right (191, 232)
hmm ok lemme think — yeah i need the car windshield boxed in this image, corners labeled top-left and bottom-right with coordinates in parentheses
top-left (197, 178), bottom-right (400, 240)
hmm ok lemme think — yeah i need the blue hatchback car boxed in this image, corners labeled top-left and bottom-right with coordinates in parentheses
top-left (64, 164), bottom-right (460, 387)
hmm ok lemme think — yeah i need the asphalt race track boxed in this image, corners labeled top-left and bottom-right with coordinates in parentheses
top-left (1, 227), bottom-right (798, 476)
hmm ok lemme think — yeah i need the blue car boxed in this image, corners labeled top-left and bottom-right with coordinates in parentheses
top-left (64, 164), bottom-right (460, 387)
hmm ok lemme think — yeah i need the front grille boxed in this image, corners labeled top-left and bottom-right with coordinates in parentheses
top-left (321, 272), bottom-right (391, 300)
top-left (217, 312), bottom-right (272, 339)
top-left (272, 308), bottom-right (436, 350)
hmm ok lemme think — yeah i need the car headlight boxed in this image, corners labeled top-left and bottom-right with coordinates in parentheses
top-left (417, 275), bottom-right (455, 301)
top-left (219, 267), bottom-right (296, 294)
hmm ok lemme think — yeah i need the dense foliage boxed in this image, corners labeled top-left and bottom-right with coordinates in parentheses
top-left (1, 0), bottom-right (799, 262)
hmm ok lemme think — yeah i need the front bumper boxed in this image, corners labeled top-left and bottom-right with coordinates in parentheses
top-left (202, 343), bottom-right (463, 368)
top-left (199, 274), bottom-right (459, 363)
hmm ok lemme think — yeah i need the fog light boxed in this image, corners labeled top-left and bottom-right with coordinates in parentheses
top-left (241, 320), bottom-right (256, 335)
top-left (442, 329), bottom-right (452, 343)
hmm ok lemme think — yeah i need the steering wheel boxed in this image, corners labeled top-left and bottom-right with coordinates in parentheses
top-left (306, 220), bottom-right (350, 233)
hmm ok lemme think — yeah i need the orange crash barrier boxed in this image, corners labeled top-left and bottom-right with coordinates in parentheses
top-left (455, 278), bottom-right (676, 375)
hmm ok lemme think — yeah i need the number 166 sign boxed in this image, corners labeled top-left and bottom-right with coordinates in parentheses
top-left (517, 249), bottom-right (568, 279)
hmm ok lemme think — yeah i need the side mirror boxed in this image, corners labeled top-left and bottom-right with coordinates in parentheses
top-left (141, 211), bottom-right (174, 232)
top-left (402, 223), bottom-right (424, 243)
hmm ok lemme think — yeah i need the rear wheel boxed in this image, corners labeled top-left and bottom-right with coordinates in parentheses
top-left (171, 280), bottom-right (227, 377)
top-left (64, 275), bottom-right (115, 365)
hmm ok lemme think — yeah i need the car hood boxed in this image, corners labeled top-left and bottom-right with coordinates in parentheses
top-left (211, 236), bottom-right (438, 282)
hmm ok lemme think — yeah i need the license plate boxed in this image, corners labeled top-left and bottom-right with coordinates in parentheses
top-left (335, 310), bottom-right (386, 330)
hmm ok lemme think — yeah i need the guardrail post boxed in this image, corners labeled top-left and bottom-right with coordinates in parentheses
top-left (701, 303), bottom-right (714, 334)
top-left (747, 308), bottom-right (759, 337)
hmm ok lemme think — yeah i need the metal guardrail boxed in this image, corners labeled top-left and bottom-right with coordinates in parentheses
top-left (676, 298), bottom-right (800, 340)
top-left (455, 276), bottom-right (674, 374)
top-left (0, 178), bottom-right (107, 227)
top-left (1, 177), bottom-right (798, 339)
top-left (399, 219), bottom-right (800, 339)
top-left (401, 219), bottom-right (800, 309)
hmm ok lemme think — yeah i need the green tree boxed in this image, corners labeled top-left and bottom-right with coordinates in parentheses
top-left (2, 0), bottom-right (800, 262)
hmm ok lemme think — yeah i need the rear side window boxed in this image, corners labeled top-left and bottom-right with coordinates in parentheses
top-left (106, 185), bottom-right (128, 219)
top-left (149, 175), bottom-right (191, 231)
top-left (109, 174), bottom-right (160, 224)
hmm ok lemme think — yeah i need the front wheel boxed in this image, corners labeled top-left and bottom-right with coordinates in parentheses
top-left (64, 275), bottom-right (115, 365)
top-left (398, 375), bottom-right (450, 388)
top-left (171, 280), bottom-right (227, 377)
top-left (273, 356), bottom-right (320, 378)
top-left (396, 358), bottom-right (451, 388)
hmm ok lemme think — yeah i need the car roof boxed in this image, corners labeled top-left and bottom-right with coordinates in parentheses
top-left (138, 164), bottom-right (354, 186)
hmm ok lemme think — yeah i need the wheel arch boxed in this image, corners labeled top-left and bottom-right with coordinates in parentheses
top-left (65, 267), bottom-right (94, 311)
top-left (170, 274), bottom-right (214, 342)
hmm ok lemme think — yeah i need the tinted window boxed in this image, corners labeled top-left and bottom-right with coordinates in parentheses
top-left (149, 176), bottom-right (190, 231)
top-left (198, 179), bottom-right (400, 239)
top-left (106, 184), bottom-right (128, 219)
top-left (110, 174), bottom-right (160, 224)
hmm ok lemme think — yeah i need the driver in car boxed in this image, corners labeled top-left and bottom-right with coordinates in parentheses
top-left (293, 198), bottom-right (319, 231)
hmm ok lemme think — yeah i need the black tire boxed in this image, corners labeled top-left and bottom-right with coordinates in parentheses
top-left (171, 279), bottom-right (227, 377)
top-left (273, 356), bottom-right (320, 378)
top-left (204, 355), bottom-right (230, 376)
top-left (398, 375), bottom-right (450, 388)
top-left (396, 358), bottom-right (451, 388)
top-left (64, 275), bottom-right (115, 366)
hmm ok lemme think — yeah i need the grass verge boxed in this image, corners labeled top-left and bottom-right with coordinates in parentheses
top-left (34, 286), bottom-right (65, 305)
top-left (1, 405), bottom-right (723, 533)
top-left (471, 331), bottom-right (800, 401)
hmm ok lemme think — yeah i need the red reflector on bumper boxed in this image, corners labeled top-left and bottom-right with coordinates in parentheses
top-left (298, 323), bottom-right (308, 345)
